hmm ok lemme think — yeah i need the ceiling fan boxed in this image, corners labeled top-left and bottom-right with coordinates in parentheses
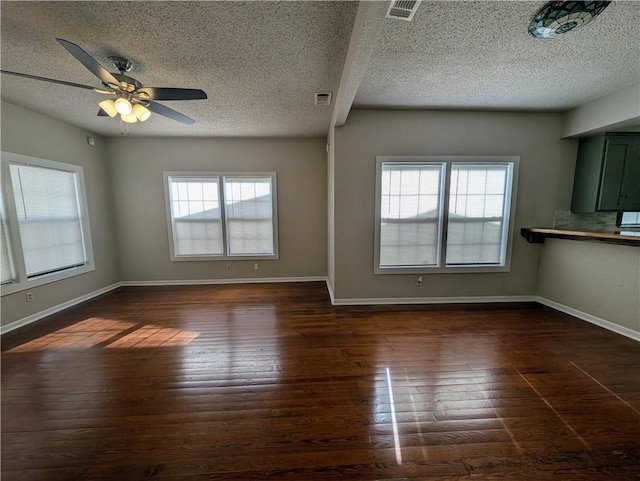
top-left (0, 38), bottom-right (207, 125)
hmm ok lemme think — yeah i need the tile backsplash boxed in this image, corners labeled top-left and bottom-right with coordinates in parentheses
top-left (553, 210), bottom-right (618, 232)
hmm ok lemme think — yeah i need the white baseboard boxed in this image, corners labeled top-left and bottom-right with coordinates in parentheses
top-left (535, 296), bottom-right (640, 342)
top-left (325, 279), bottom-right (336, 304)
top-left (1, 277), bottom-right (326, 335)
top-left (4, 280), bottom-right (637, 344)
top-left (1, 282), bottom-right (122, 335)
top-left (331, 295), bottom-right (537, 306)
top-left (120, 276), bottom-right (327, 287)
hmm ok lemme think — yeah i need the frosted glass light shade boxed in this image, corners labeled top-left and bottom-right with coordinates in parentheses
top-left (121, 113), bottom-right (138, 123)
top-left (132, 104), bottom-right (151, 122)
top-left (114, 97), bottom-right (133, 115)
top-left (98, 99), bottom-right (118, 117)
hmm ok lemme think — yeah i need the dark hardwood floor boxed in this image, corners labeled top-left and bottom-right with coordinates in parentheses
top-left (2, 282), bottom-right (639, 480)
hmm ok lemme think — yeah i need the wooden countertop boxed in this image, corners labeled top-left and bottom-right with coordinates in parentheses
top-left (521, 228), bottom-right (640, 247)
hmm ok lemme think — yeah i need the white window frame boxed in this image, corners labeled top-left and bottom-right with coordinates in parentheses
top-left (164, 172), bottom-right (279, 261)
top-left (374, 156), bottom-right (519, 274)
top-left (1, 152), bottom-right (95, 296)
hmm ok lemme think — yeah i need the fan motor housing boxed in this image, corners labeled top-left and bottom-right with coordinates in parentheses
top-left (109, 56), bottom-right (132, 72)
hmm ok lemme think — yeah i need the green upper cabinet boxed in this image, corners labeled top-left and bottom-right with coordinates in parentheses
top-left (571, 133), bottom-right (640, 213)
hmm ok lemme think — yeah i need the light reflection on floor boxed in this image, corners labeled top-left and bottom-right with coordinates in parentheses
top-left (385, 367), bottom-right (403, 466)
top-left (7, 317), bottom-right (200, 352)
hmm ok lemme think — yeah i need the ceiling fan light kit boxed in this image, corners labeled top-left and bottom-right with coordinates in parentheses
top-left (99, 97), bottom-right (151, 123)
top-left (99, 99), bottom-right (118, 117)
top-left (121, 113), bottom-right (138, 124)
top-left (528, 1), bottom-right (611, 38)
top-left (132, 104), bottom-right (151, 122)
top-left (114, 97), bottom-right (133, 115)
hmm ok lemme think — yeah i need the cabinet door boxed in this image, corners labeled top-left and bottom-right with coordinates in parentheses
top-left (620, 137), bottom-right (640, 210)
top-left (570, 135), bottom-right (606, 213)
top-left (597, 136), bottom-right (633, 211)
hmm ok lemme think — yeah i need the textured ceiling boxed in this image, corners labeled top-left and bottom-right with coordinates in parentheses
top-left (1, 1), bottom-right (638, 138)
top-left (0, 1), bottom-right (357, 137)
top-left (356, 0), bottom-right (640, 111)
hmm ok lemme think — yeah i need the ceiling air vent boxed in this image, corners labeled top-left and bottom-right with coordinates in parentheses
top-left (314, 92), bottom-right (332, 106)
top-left (386, 0), bottom-right (422, 21)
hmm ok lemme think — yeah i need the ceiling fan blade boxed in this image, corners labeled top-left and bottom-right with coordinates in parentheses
top-left (146, 101), bottom-right (196, 125)
top-left (0, 70), bottom-right (97, 90)
top-left (136, 87), bottom-right (208, 101)
top-left (97, 108), bottom-right (108, 117)
top-left (56, 38), bottom-right (119, 86)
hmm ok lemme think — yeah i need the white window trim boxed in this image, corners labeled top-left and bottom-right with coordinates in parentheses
top-left (1, 152), bottom-right (95, 296)
top-left (163, 172), bottom-right (279, 261)
top-left (374, 156), bottom-right (519, 274)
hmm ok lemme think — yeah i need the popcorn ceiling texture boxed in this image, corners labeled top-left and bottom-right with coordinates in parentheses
top-left (0, 1), bottom-right (638, 137)
top-left (355, 1), bottom-right (640, 111)
top-left (0, 1), bottom-right (357, 137)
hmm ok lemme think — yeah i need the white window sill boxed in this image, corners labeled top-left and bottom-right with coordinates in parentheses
top-left (1, 264), bottom-right (95, 296)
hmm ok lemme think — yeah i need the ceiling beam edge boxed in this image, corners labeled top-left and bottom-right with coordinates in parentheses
top-left (330, 0), bottom-right (389, 129)
top-left (562, 82), bottom-right (640, 138)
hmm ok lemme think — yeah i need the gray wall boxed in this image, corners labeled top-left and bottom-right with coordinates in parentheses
top-left (332, 109), bottom-right (577, 300)
top-left (2, 102), bottom-right (636, 339)
top-left (107, 137), bottom-right (327, 282)
top-left (1, 101), bottom-right (119, 327)
top-left (563, 82), bottom-right (640, 138)
top-left (537, 239), bottom-right (640, 334)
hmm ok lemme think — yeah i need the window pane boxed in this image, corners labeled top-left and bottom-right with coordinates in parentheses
top-left (169, 177), bottom-right (223, 256)
top-left (9, 164), bottom-right (86, 277)
top-left (0, 202), bottom-right (14, 284)
top-left (224, 177), bottom-right (274, 256)
top-left (379, 163), bottom-right (444, 267)
top-left (446, 164), bottom-right (511, 265)
top-left (620, 212), bottom-right (640, 227)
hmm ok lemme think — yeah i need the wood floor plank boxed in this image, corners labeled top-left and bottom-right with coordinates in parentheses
top-left (2, 282), bottom-right (639, 480)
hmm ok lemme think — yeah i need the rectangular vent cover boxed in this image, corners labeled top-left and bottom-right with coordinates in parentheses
top-left (386, 0), bottom-right (422, 21)
top-left (314, 92), bottom-right (332, 106)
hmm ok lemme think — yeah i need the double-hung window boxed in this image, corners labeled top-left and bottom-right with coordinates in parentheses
top-left (165, 173), bottom-right (278, 260)
top-left (375, 156), bottom-right (518, 273)
top-left (1, 152), bottom-right (95, 295)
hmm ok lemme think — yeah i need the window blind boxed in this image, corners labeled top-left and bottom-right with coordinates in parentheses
top-left (224, 177), bottom-right (274, 256)
top-left (0, 207), bottom-right (14, 284)
top-left (379, 163), bottom-right (444, 267)
top-left (446, 163), bottom-right (511, 265)
top-left (168, 177), bottom-right (223, 256)
top-left (376, 157), bottom-right (516, 272)
top-left (9, 164), bottom-right (86, 277)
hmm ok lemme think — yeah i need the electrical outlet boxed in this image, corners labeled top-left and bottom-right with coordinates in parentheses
top-left (226, 263), bottom-right (232, 271)
top-left (253, 263), bottom-right (259, 270)
top-left (26, 292), bottom-right (34, 302)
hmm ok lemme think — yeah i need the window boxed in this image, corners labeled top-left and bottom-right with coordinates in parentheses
top-left (618, 212), bottom-right (640, 227)
top-left (375, 156), bottom-right (517, 273)
top-left (379, 163), bottom-right (444, 268)
top-left (1, 152), bottom-right (95, 295)
top-left (1, 198), bottom-right (15, 285)
top-left (168, 177), bottom-right (223, 257)
top-left (165, 173), bottom-right (278, 260)
top-left (224, 177), bottom-right (275, 256)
